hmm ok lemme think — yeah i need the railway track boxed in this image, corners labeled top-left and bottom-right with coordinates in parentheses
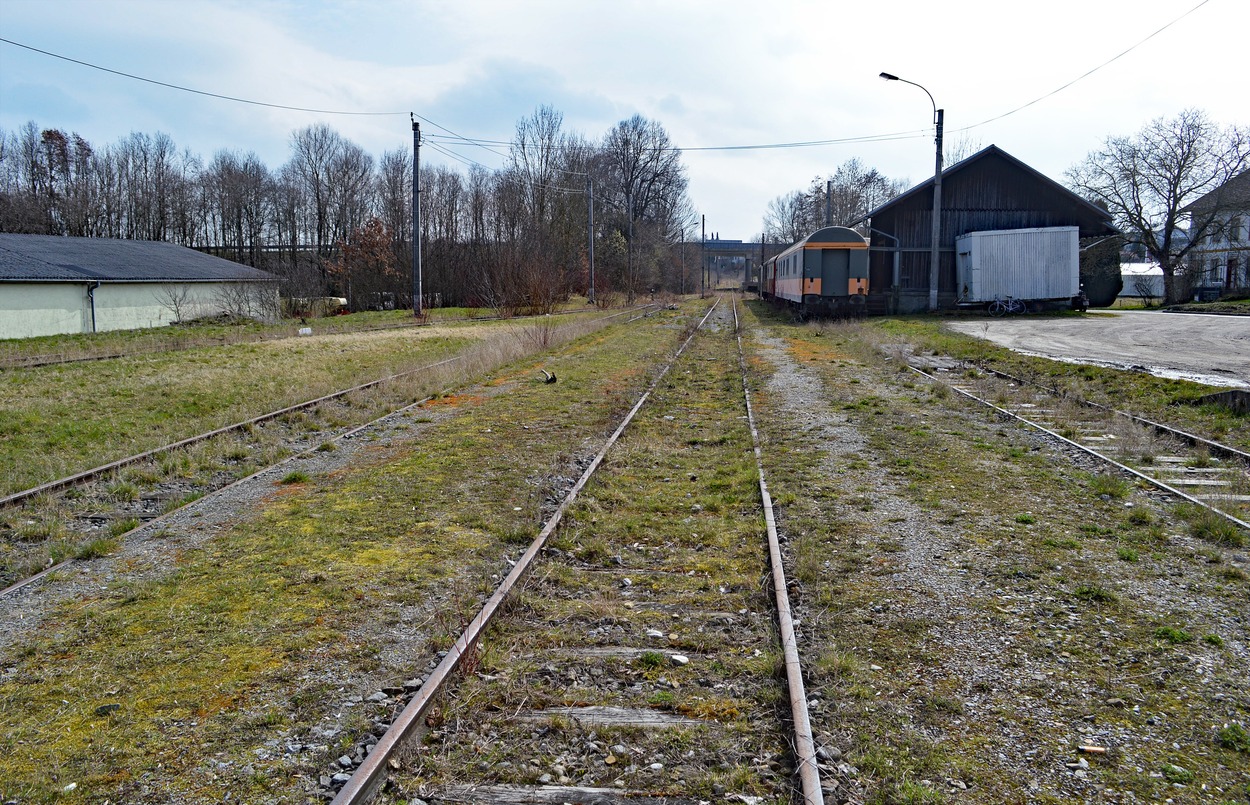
top-left (0, 306), bottom-right (659, 595)
top-left (979, 365), bottom-right (1250, 466)
top-left (908, 361), bottom-right (1250, 532)
top-left (327, 296), bottom-right (826, 805)
top-left (6, 304), bottom-right (1247, 803)
top-left (0, 305), bottom-right (608, 371)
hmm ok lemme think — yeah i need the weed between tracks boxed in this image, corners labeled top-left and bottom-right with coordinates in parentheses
top-left (0, 313), bottom-right (625, 587)
top-left (0, 306), bottom-right (689, 803)
top-left (873, 317), bottom-right (1250, 453)
top-left (392, 310), bottom-right (792, 801)
top-left (744, 302), bottom-right (1249, 804)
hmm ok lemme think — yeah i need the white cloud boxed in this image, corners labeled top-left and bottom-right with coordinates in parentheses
top-left (1, 0), bottom-right (1245, 237)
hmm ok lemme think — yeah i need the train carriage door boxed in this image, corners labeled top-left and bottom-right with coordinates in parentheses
top-left (822, 247), bottom-right (849, 298)
top-left (849, 247), bottom-right (868, 295)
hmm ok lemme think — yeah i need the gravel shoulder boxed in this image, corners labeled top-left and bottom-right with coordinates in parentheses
top-left (746, 308), bottom-right (1249, 803)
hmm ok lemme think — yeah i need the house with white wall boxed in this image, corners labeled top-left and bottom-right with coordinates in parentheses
top-left (0, 234), bottom-right (279, 339)
top-left (1180, 170), bottom-right (1249, 295)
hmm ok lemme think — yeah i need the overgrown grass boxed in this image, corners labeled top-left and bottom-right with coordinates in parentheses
top-left (0, 303), bottom-right (697, 801)
top-left (0, 304), bottom-right (631, 498)
top-left (393, 302), bottom-right (787, 798)
top-left (1176, 503), bottom-right (1249, 547)
top-left (869, 317), bottom-right (1250, 453)
top-left (742, 300), bottom-right (1250, 803)
top-left (0, 299), bottom-right (606, 367)
top-left (0, 328), bottom-right (475, 495)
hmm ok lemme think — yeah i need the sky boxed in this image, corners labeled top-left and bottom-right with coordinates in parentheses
top-left (1, 0), bottom-right (1246, 240)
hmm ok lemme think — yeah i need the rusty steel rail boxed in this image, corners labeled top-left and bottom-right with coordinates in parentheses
top-left (977, 365), bottom-right (1250, 466)
top-left (0, 386), bottom-right (454, 599)
top-left (329, 300), bottom-right (719, 805)
top-left (0, 355), bottom-right (461, 509)
top-left (1, 306), bottom-right (657, 510)
top-left (732, 296), bottom-right (824, 805)
top-left (4, 305), bottom-right (670, 600)
top-left (911, 366), bottom-right (1250, 533)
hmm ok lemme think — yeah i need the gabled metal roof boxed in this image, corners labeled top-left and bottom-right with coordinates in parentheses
top-left (0, 234), bottom-right (278, 283)
top-left (856, 144), bottom-right (1117, 235)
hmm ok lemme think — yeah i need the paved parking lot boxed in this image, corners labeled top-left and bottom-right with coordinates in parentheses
top-left (944, 310), bottom-right (1250, 388)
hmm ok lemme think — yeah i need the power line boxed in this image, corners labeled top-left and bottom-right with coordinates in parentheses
top-left (425, 140), bottom-right (495, 171)
top-left (956, 0), bottom-right (1212, 133)
top-left (4, 0), bottom-right (1215, 161)
top-left (415, 115), bottom-right (511, 158)
top-left (0, 37), bottom-right (407, 116)
top-left (675, 129), bottom-right (932, 152)
top-left (2, 37), bottom-right (936, 155)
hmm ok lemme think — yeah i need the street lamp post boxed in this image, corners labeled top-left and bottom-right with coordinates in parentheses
top-left (880, 72), bottom-right (943, 312)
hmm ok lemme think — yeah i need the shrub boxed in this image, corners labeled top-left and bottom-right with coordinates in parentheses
top-left (1215, 723), bottom-right (1249, 752)
top-left (1154, 626), bottom-right (1192, 644)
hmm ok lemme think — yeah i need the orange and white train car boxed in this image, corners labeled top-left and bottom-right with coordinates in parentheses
top-left (761, 226), bottom-right (869, 316)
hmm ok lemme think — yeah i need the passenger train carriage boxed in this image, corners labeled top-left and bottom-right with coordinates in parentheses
top-left (761, 226), bottom-right (869, 316)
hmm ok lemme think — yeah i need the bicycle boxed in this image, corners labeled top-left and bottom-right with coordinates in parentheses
top-left (988, 296), bottom-right (1026, 316)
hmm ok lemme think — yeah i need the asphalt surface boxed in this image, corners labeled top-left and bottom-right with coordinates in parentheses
top-left (944, 310), bottom-right (1250, 389)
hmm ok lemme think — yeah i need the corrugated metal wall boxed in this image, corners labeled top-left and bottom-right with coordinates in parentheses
top-left (956, 227), bottom-right (1078, 302)
top-left (867, 149), bottom-right (1114, 307)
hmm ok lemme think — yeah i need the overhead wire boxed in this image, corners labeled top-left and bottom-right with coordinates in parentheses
top-left (0, 35), bottom-right (954, 156)
top-left (0, 37), bottom-right (406, 116)
top-left (1, 0), bottom-right (1216, 157)
top-left (424, 141), bottom-right (489, 170)
top-left (953, 0), bottom-right (1212, 133)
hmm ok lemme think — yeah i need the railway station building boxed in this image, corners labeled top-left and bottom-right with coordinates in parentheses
top-left (0, 234), bottom-right (279, 339)
top-left (858, 145), bottom-right (1117, 314)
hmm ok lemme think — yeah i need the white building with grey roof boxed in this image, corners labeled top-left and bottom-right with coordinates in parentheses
top-left (0, 234), bottom-right (279, 339)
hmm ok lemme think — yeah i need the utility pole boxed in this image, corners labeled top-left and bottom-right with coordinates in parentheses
top-left (411, 115), bottom-right (423, 317)
top-left (586, 175), bottom-right (595, 305)
top-left (880, 72), bottom-right (943, 311)
top-left (825, 179), bottom-right (832, 227)
top-left (700, 215), bottom-right (706, 297)
top-left (679, 227), bottom-right (685, 295)
top-left (930, 108), bottom-right (944, 312)
top-left (627, 191), bottom-right (634, 304)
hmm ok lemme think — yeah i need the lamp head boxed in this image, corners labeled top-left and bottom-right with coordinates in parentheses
top-left (879, 72), bottom-right (899, 81)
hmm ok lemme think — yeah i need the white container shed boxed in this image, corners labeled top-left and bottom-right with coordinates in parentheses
top-left (1118, 262), bottom-right (1164, 300)
top-left (955, 226), bottom-right (1079, 304)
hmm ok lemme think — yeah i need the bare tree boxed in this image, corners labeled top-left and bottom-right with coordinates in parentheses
top-left (376, 147), bottom-right (412, 299)
top-left (1067, 109), bottom-right (1249, 303)
top-left (154, 284), bottom-right (200, 323)
top-left (287, 124), bottom-right (343, 261)
top-left (945, 134), bottom-right (984, 165)
top-left (598, 115), bottom-right (690, 302)
top-left (1132, 274), bottom-right (1160, 306)
top-left (212, 282), bottom-right (277, 322)
top-left (763, 188), bottom-right (817, 244)
top-left (764, 159), bottom-right (906, 243)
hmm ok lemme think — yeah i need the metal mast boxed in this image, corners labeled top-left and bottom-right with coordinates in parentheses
top-left (587, 175), bottom-right (595, 305)
top-left (411, 116), bottom-right (423, 317)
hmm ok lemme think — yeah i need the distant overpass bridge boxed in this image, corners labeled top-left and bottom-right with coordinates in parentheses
top-left (702, 238), bottom-right (790, 290)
